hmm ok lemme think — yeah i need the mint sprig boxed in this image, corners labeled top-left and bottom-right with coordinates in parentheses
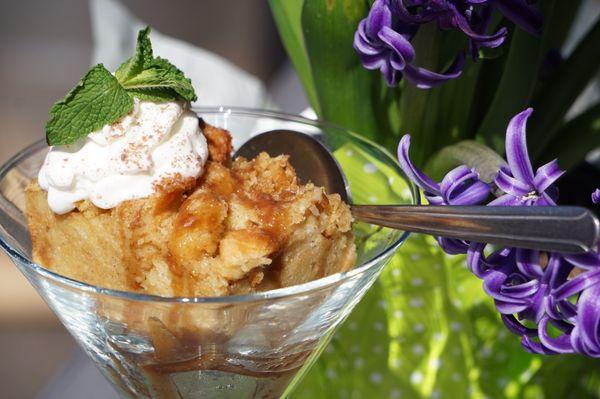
top-left (115, 27), bottom-right (197, 103)
top-left (114, 27), bottom-right (154, 82)
top-left (46, 65), bottom-right (133, 146)
top-left (46, 27), bottom-right (197, 146)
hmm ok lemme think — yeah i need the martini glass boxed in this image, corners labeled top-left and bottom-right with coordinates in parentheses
top-left (0, 108), bottom-right (418, 398)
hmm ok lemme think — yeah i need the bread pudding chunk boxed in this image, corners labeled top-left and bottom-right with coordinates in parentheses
top-left (26, 123), bottom-right (356, 297)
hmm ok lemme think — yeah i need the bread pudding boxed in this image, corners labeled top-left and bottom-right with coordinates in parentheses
top-left (26, 122), bottom-right (356, 297)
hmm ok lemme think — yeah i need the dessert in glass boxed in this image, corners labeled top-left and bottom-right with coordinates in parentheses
top-left (0, 28), bottom-right (417, 398)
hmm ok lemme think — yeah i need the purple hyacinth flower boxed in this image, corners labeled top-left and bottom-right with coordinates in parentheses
top-left (394, 0), bottom-right (541, 58)
top-left (469, 242), bottom-right (600, 356)
top-left (356, 0), bottom-right (543, 88)
top-left (396, 106), bottom-right (600, 357)
top-left (592, 188), bottom-right (600, 204)
top-left (353, 0), bottom-right (464, 88)
top-left (490, 108), bottom-right (565, 206)
top-left (492, 0), bottom-right (543, 36)
top-left (398, 134), bottom-right (490, 253)
top-left (398, 135), bottom-right (491, 205)
top-left (393, 0), bottom-right (508, 61)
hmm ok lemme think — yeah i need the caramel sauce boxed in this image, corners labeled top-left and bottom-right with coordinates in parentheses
top-left (139, 316), bottom-right (310, 398)
top-left (27, 119), bottom-right (354, 298)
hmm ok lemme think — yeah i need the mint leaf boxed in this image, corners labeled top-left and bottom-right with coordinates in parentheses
top-left (120, 58), bottom-right (197, 102)
top-left (125, 88), bottom-right (179, 103)
top-left (115, 26), bottom-right (153, 82)
top-left (45, 27), bottom-right (198, 145)
top-left (46, 64), bottom-right (133, 146)
top-left (116, 27), bottom-right (197, 102)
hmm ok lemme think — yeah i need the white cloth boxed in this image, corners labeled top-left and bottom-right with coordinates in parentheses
top-left (89, 0), bottom-right (267, 109)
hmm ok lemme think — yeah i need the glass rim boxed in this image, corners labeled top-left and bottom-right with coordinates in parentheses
top-left (0, 107), bottom-right (419, 304)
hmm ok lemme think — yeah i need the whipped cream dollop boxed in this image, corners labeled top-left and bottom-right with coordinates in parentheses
top-left (38, 99), bottom-right (208, 214)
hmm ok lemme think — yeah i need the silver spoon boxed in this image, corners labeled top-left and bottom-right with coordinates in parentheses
top-left (235, 130), bottom-right (600, 254)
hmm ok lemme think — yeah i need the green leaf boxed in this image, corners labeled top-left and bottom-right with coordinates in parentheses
top-left (45, 64), bottom-right (133, 146)
top-left (397, 25), bottom-right (482, 165)
top-left (425, 140), bottom-right (506, 183)
top-left (531, 0), bottom-right (582, 96)
top-left (121, 57), bottom-right (197, 102)
top-left (116, 27), bottom-right (197, 103)
top-left (268, 0), bottom-right (320, 113)
top-left (540, 0), bottom-right (582, 63)
top-left (115, 26), bottom-right (153, 82)
top-left (542, 102), bottom-right (600, 170)
top-left (124, 88), bottom-right (178, 103)
top-left (302, 0), bottom-right (402, 150)
top-left (529, 19), bottom-right (600, 160)
top-left (478, 1), bottom-right (555, 153)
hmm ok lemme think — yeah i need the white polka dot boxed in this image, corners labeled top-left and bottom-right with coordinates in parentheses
top-left (351, 345), bottom-right (360, 354)
top-left (450, 322), bottom-right (462, 331)
top-left (481, 347), bottom-right (492, 358)
top-left (394, 310), bottom-right (404, 319)
top-left (349, 321), bottom-right (358, 331)
top-left (354, 358), bottom-right (364, 368)
top-left (368, 195), bottom-right (378, 203)
top-left (370, 372), bottom-right (383, 384)
top-left (326, 369), bottom-right (337, 378)
top-left (431, 358), bottom-right (442, 369)
top-left (433, 263), bottom-right (442, 270)
top-left (457, 285), bottom-right (465, 293)
top-left (390, 389), bottom-right (402, 398)
top-left (431, 390), bottom-right (441, 399)
top-left (410, 371), bottom-right (424, 384)
top-left (325, 345), bottom-right (334, 354)
top-left (410, 298), bottom-right (424, 307)
top-left (496, 351), bottom-right (507, 362)
top-left (373, 345), bottom-right (383, 353)
top-left (388, 176), bottom-right (395, 185)
top-left (401, 188), bottom-right (412, 198)
top-left (413, 323), bottom-right (425, 333)
top-left (346, 149), bottom-right (354, 157)
top-left (392, 358), bottom-right (402, 368)
top-left (453, 347), bottom-right (461, 355)
top-left (411, 253), bottom-right (421, 261)
top-left (392, 268), bottom-right (401, 277)
top-left (377, 300), bottom-right (387, 310)
top-left (453, 299), bottom-right (462, 308)
top-left (363, 163), bottom-right (377, 173)
top-left (374, 322), bottom-right (384, 331)
top-left (521, 369), bottom-right (533, 380)
top-left (411, 277), bottom-right (424, 286)
top-left (498, 330), bottom-right (508, 340)
top-left (433, 332), bottom-right (443, 341)
top-left (497, 377), bottom-right (509, 388)
top-left (412, 344), bottom-right (425, 355)
top-left (452, 372), bottom-right (461, 381)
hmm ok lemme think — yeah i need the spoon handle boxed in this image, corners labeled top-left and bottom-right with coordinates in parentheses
top-left (351, 205), bottom-right (600, 253)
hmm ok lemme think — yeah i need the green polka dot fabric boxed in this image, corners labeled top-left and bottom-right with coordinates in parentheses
top-left (291, 143), bottom-right (600, 399)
